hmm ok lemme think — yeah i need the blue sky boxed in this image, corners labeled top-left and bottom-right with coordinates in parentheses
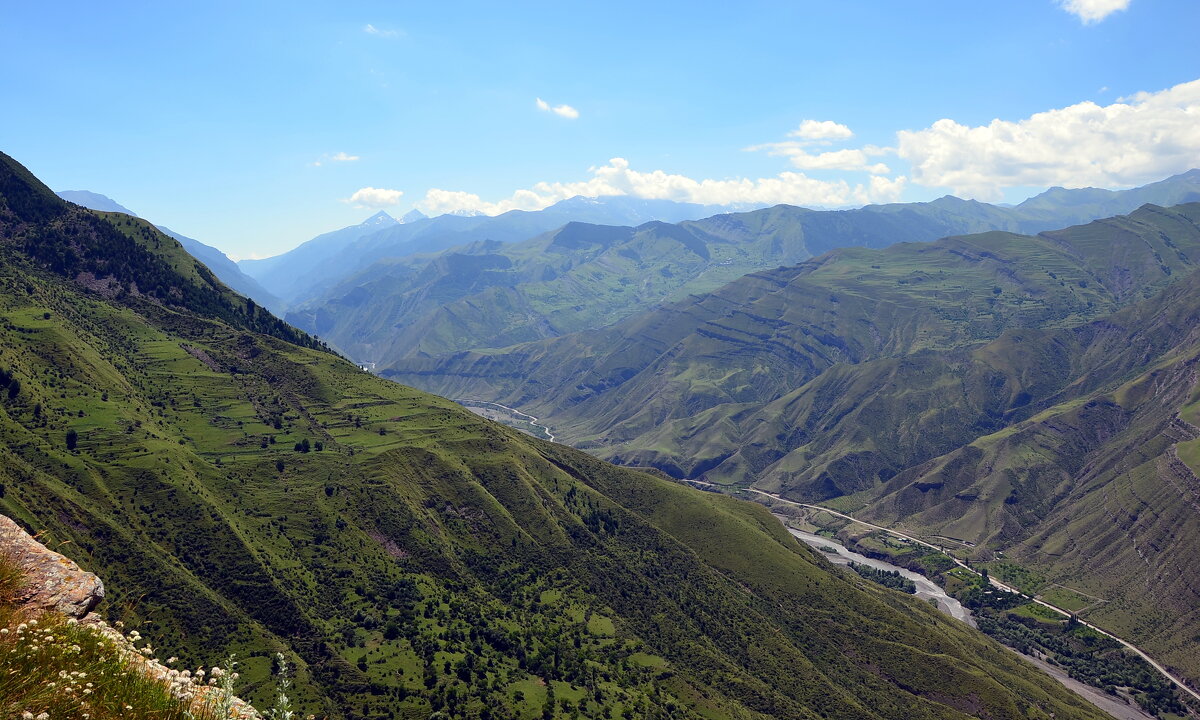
top-left (2, 0), bottom-right (1198, 258)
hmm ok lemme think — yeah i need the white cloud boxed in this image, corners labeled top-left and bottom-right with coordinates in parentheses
top-left (788, 120), bottom-right (854, 142)
top-left (312, 151), bottom-right (361, 167)
top-left (749, 142), bottom-right (892, 174)
top-left (747, 120), bottom-right (891, 173)
top-left (418, 158), bottom-right (906, 215)
top-left (1058, 0), bottom-right (1131, 23)
top-left (363, 23), bottom-right (401, 38)
top-left (897, 78), bottom-right (1200, 199)
top-left (536, 97), bottom-right (580, 119)
top-left (344, 187), bottom-right (404, 208)
top-left (854, 175), bottom-right (909, 205)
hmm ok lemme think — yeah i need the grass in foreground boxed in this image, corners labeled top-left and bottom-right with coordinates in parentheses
top-left (0, 552), bottom-right (253, 720)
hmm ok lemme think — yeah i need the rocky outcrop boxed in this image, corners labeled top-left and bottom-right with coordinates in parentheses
top-left (0, 514), bottom-right (103, 618)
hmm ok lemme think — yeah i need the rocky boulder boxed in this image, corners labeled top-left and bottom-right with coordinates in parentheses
top-left (0, 514), bottom-right (104, 618)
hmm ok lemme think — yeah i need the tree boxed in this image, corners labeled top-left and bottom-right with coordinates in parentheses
top-left (65, 429), bottom-right (78, 451)
top-left (6, 378), bottom-right (19, 401)
top-left (294, 438), bottom-right (310, 453)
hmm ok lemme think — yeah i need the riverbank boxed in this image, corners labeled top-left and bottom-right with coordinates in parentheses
top-left (778, 517), bottom-right (1159, 720)
top-left (455, 399), bottom-right (556, 441)
top-left (781, 522), bottom-right (974, 626)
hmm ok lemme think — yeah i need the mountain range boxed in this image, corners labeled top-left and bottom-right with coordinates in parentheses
top-left (0, 150), bottom-right (1117, 718)
top-left (280, 171), bottom-right (1200, 365)
top-left (239, 196), bottom-right (748, 308)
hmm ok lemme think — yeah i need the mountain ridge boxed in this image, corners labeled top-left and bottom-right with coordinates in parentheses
top-left (286, 171), bottom-right (1200, 366)
top-left (241, 196), bottom-right (759, 307)
top-left (53, 189), bottom-right (285, 314)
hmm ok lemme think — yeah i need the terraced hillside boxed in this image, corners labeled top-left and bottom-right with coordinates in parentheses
top-left (0, 151), bottom-right (1117, 719)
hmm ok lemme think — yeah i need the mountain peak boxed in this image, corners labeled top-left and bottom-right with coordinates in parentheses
top-left (400, 208), bottom-right (428, 224)
top-left (361, 210), bottom-right (399, 227)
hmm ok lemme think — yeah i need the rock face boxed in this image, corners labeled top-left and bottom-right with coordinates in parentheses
top-left (0, 514), bottom-right (104, 619)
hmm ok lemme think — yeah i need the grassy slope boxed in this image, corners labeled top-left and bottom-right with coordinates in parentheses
top-left (0, 153), bottom-right (1109, 719)
top-left (384, 204), bottom-right (1200, 688)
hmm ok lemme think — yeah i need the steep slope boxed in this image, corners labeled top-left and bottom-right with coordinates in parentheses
top-left (0, 152), bottom-right (1113, 719)
top-left (54, 189), bottom-right (284, 314)
top-left (845, 287), bottom-right (1200, 685)
top-left (155, 225), bottom-right (285, 315)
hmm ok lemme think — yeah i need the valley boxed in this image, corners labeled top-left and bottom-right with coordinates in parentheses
top-left (457, 399), bottom-right (556, 442)
top-left (0, 151), bottom-right (1128, 718)
top-left (8, 3), bottom-right (1200, 719)
top-left (384, 201), bottom-right (1200, 700)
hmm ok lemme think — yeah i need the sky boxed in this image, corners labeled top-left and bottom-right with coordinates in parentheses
top-left (2, 0), bottom-right (1199, 259)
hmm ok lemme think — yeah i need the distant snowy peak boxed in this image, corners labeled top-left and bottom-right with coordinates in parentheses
top-left (361, 210), bottom-right (399, 228)
top-left (400, 209), bottom-right (428, 224)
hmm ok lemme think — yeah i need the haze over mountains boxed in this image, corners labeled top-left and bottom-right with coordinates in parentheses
top-left (2, 150), bottom-right (1122, 719)
top-left (239, 196), bottom-right (751, 308)
top-left (55, 189), bottom-right (285, 314)
top-left (273, 171), bottom-right (1200, 365)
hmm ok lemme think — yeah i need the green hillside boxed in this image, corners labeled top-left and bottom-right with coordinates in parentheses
top-left (385, 203), bottom-right (1200, 688)
top-left (0, 151), bottom-right (1116, 719)
top-left (385, 203), bottom-right (1200, 454)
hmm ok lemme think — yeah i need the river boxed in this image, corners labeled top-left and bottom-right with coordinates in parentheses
top-left (781, 521), bottom-right (975, 626)
top-left (781, 520), bottom-right (1156, 719)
